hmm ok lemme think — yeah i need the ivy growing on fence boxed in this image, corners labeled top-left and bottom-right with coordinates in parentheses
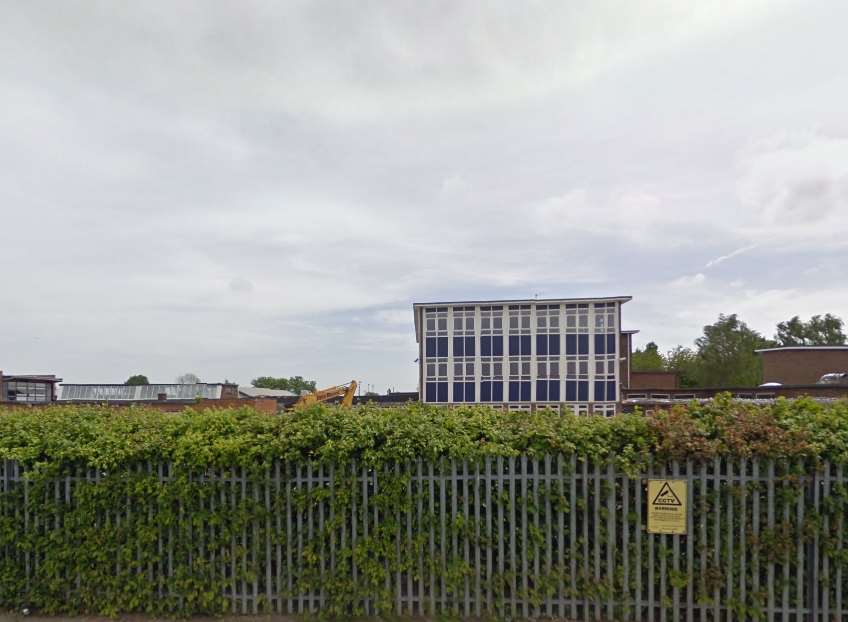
top-left (1, 396), bottom-right (848, 618)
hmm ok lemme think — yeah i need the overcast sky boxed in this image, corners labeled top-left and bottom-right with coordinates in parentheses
top-left (2, 1), bottom-right (847, 391)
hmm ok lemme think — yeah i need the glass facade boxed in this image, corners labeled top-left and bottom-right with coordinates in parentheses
top-left (419, 299), bottom-right (622, 414)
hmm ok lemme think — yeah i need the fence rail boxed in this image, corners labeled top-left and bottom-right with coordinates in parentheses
top-left (0, 456), bottom-right (844, 620)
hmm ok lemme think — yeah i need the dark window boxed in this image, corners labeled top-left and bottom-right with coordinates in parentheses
top-left (549, 381), bottom-right (560, 401)
top-left (493, 383), bottom-right (503, 402)
top-left (454, 382), bottom-right (465, 402)
top-left (509, 381), bottom-right (520, 402)
top-left (536, 335), bottom-right (548, 356)
top-left (565, 335), bottom-right (577, 355)
top-left (537, 381), bottom-right (548, 401)
top-left (549, 335), bottom-right (560, 355)
top-left (607, 334), bottom-right (616, 354)
top-left (492, 336), bottom-right (503, 356)
top-left (509, 335), bottom-right (519, 355)
top-left (437, 382), bottom-right (448, 403)
top-left (578, 335), bottom-right (589, 355)
top-left (521, 382), bottom-right (531, 402)
top-left (595, 381), bottom-right (605, 402)
top-left (426, 383), bottom-right (437, 402)
top-left (566, 380), bottom-right (576, 402)
top-left (437, 337), bottom-right (448, 357)
top-left (481, 336), bottom-right (491, 356)
top-left (465, 383), bottom-right (475, 402)
top-left (481, 382), bottom-right (491, 402)
top-left (465, 337), bottom-right (475, 357)
top-left (453, 337), bottom-right (464, 357)
top-left (426, 338), bottom-right (436, 357)
top-left (595, 334), bottom-right (606, 355)
top-left (521, 335), bottom-right (531, 355)
top-left (578, 381), bottom-right (588, 402)
top-left (607, 381), bottom-right (616, 401)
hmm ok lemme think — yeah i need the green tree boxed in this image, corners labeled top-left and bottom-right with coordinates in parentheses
top-left (251, 376), bottom-right (317, 394)
top-left (775, 314), bottom-right (846, 346)
top-left (631, 341), bottom-right (665, 371)
top-left (663, 345), bottom-right (699, 388)
top-left (694, 314), bottom-right (773, 387)
top-left (124, 374), bottom-right (149, 386)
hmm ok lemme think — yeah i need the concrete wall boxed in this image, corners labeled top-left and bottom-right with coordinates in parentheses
top-left (761, 349), bottom-right (848, 385)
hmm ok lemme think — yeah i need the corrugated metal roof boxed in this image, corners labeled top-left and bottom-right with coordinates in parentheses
top-left (238, 387), bottom-right (296, 398)
top-left (59, 384), bottom-right (223, 401)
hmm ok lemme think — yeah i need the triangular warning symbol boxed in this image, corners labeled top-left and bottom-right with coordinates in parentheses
top-left (652, 482), bottom-right (682, 506)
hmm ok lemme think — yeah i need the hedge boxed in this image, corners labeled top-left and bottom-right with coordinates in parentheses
top-left (0, 396), bottom-right (847, 617)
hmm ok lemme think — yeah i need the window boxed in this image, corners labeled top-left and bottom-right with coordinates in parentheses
top-left (452, 359), bottom-right (475, 403)
top-left (536, 357), bottom-right (560, 402)
top-left (480, 359), bottom-right (504, 403)
top-left (480, 306), bottom-right (504, 357)
top-left (425, 359), bottom-right (448, 403)
top-left (565, 303), bottom-right (589, 334)
top-left (4, 380), bottom-right (50, 403)
top-left (508, 356), bottom-right (531, 402)
top-left (424, 307), bottom-right (448, 358)
top-left (452, 306), bottom-right (476, 357)
top-left (593, 302), bottom-right (617, 333)
top-left (592, 403), bottom-right (616, 417)
top-left (535, 304), bottom-right (561, 356)
top-left (508, 305), bottom-right (531, 355)
top-left (508, 403), bottom-right (532, 412)
top-left (565, 355), bottom-right (589, 402)
top-left (593, 354), bottom-right (617, 402)
top-left (569, 403), bottom-right (589, 416)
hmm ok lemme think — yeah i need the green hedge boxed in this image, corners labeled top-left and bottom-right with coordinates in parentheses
top-left (0, 397), bottom-right (847, 617)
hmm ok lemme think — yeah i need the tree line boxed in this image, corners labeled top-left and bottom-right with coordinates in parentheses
top-left (632, 313), bottom-right (846, 387)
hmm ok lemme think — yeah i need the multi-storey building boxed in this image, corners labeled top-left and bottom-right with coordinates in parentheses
top-left (413, 297), bottom-right (632, 415)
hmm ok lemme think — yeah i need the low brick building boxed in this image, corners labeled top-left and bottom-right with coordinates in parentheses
top-left (756, 346), bottom-right (848, 385)
top-left (629, 371), bottom-right (680, 390)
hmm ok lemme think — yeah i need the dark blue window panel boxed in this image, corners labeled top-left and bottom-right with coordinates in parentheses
top-left (481, 382), bottom-right (491, 402)
top-left (465, 383), bottom-right (475, 402)
top-left (549, 335), bottom-right (560, 355)
top-left (426, 338), bottom-right (436, 357)
top-left (578, 335), bottom-right (589, 355)
top-left (520, 382), bottom-right (531, 402)
top-left (437, 337), bottom-right (448, 357)
top-left (578, 381), bottom-right (588, 402)
top-left (607, 334), bottom-right (616, 354)
top-left (565, 335), bottom-right (576, 355)
top-left (521, 335), bottom-right (531, 355)
top-left (493, 383), bottom-right (503, 402)
top-left (536, 381), bottom-right (548, 401)
top-left (437, 382), bottom-right (448, 403)
top-left (465, 337), bottom-right (475, 357)
top-left (453, 382), bottom-right (465, 402)
top-left (425, 383), bottom-right (437, 403)
top-left (509, 335), bottom-right (520, 355)
top-left (509, 381), bottom-right (520, 402)
top-left (549, 381), bottom-right (560, 401)
top-left (492, 336), bottom-right (504, 357)
top-left (595, 334), bottom-right (606, 355)
top-left (565, 381), bottom-right (577, 402)
top-left (594, 381), bottom-right (605, 402)
top-left (607, 381), bottom-right (617, 401)
top-left (536, 335), bottom-right (548, 356)
top-left (453, 337), bottom-right (464, 357)
top-left (481, 336), bottom-right (492, 356)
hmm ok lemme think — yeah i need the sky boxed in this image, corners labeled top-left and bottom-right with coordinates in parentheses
top-left (2, 1), bottom-right (847, 392)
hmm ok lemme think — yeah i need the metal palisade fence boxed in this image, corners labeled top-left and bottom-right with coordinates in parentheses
top-left (0, 456), bottom-right (845, 620)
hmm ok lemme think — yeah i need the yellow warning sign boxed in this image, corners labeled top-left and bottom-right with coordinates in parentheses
top-left (647, 479), bottom-right (687, 534)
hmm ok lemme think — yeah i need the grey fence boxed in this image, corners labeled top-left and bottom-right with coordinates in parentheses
top-left (0, 456), bottom-right (845, 620)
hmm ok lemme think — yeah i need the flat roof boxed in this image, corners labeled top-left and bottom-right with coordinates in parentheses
top-left (1, 374), bottom-right (62, 383)
top-left (413, 296), bottom-right (632, 339)
top-left (756, 346), bottom-right (848, 353)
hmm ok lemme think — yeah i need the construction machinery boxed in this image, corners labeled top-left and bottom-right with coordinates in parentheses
top-left (293, 380), bottom-right (358, 409)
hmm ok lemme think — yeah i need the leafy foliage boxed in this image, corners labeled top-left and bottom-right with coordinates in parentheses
top-left (693, 314), bottom-right (774, 386)
top-left (251, 375), bottom-right (317, 394)
top-left (775, 313), bottom-right (846, 346)
top-left (631, 341), bottom-right (664, 371)
top-left (124, 374), bottom-right (149, 386)
top-left (1, 399), bottom-right (848, 616)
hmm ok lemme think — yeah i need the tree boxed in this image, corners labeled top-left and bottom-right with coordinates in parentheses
top-left (251, 376), bottom-right (317, 394)
top-left (775, 314), bottom-right (846, 346)
top-left (175, 373), bottom-right (201, 384)
top-left (663, 345), bottom-right (699, 388)
top-left (694, 314), bottom-right (773, 387)
top-left (631, 342), bottom-right (665, 372)
top-left (124, 374), bottom-right (149, 386)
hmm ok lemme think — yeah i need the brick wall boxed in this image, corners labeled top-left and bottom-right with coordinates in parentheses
top-left (629, 371), bottom-right (680, 390)
top-left (761, 349), bottom-right (848, 385)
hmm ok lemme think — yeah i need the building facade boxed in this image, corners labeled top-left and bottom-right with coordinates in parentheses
top-left (0, 372), bottom-right (62, 403)
top-left (756, 346), bottom-right (848, 385)
top-left (413, 297), bottom-right (631, 415)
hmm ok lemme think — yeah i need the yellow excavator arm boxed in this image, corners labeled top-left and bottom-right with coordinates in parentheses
top-left (294, 380), bottom-right (358, 409)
